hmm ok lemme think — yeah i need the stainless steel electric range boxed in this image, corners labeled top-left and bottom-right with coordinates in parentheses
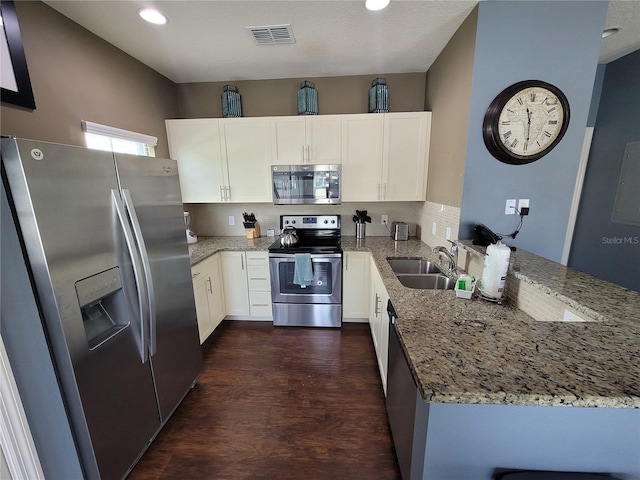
top-left (268, 215), bottom-right (342, 327)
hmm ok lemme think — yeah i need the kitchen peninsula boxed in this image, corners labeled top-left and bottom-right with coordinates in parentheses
top-left (190, 235), bottom-right (639, 479)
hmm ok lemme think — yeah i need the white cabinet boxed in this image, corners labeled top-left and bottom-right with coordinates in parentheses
top-left (341, 114), bottom-right (384, 202)
top-left (191, 254), bottom-right (225, 343)
top-left (270, 115), bottom-right (342, 164)
top-left (342, 112), bottom-right (431, 202)
top-left (218, 118), bottom-right (272, 202)
top-left (343, 251), bottom-right (371, 321)
top-left (220, 252), bottom-right (250, 316)
top-left (383, 112), bottom-right (431, 201)
top-left (166, 119), bottom-right (225, 203)
top-left (166, 118), bottom-right (272, 203)
top-left (245, 251), bottom-right (272, 319)
top-left (370, 258), bottom-right (390, 394)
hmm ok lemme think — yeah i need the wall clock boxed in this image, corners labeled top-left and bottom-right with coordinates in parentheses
top-left (483, 80), bottom-right (570, 165)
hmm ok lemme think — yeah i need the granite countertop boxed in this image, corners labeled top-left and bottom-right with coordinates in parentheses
top-left (343, 237), bottom-right (639, 409)
top-left (188, 236), bottom-right (639, 408)
top-left (458, 239), bottom-right (640, 323)
top-left (188, 236), bottom-right (274, 266)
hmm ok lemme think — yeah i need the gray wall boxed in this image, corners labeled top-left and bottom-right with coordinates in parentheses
top-left (459, 1), bottom-right (608, 263)
top-left (175, 73), bottom-right (426, 118)
top-left (569, 50), bottom-right (640, 292)
top-left (0, 1), bottom-right (178, 157)
top-left (424, 7), bottom-right (477, 208)
top-left (420, 402), bottom-right (640, 479)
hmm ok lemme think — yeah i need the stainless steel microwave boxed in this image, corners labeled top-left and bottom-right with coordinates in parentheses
top-left (272, 164), bottom-right (341, 205)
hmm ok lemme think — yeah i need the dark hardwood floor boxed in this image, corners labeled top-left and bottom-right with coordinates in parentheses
top-left (129, 321), bottom-right (401, 480)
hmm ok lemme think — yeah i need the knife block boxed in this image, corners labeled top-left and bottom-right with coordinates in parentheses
top-left (244, 222), bottom-right (261, 239)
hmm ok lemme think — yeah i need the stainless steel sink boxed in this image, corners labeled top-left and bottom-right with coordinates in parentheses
top-left (387, 258), bottom-right (443, 275)
top-left (395, 274), bottom-right (455, 290)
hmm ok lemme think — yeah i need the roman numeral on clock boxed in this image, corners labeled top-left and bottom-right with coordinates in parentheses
top-left (503, 131), bottom-right (512, 140)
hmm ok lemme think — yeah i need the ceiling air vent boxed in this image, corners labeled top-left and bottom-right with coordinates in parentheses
top-left (246, 24), bottom-right (296, 45)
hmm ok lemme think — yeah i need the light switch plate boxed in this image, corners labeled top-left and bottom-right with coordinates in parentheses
top-left (432, 222), bottom-right (437, 235)
top-left (446, 227), bottom-right (451, 240)
top-left (228, 215), bottom-right (235, 226)
top-left (505, 199), bottom-right (517, 215)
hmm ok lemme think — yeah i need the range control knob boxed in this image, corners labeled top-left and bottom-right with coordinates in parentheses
top-left (284, 220), bottom-right (289, 224)
top-left (292, 220), bottom-right (296, 224)
top-left (324, 220), bottom-right (328, 224)
top-left (331, 220), bottom-right (336, 224)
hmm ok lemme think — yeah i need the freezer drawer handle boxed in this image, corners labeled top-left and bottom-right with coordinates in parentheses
top-left (122, 189), bottom-right (157, 358)
top-left (112, 189), bottom-right (149, 363)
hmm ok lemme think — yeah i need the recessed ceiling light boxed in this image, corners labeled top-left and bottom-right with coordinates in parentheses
top-left (138, 8), bottom-right (167, 25)
top-left (602, 26), bottom-right (621, 38)
top-left (365, 0), bottom-right (390, 11)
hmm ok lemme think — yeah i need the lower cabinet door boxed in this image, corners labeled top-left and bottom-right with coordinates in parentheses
top-left (192, 254), bottom-right (225, 343)
top-left (220, 252), bottom-right (250, 316)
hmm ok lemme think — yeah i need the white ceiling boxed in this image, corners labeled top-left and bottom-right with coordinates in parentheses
top-left (43, 0), bottom-right (640, 84)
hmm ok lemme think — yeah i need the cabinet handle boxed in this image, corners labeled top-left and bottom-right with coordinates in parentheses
top-left (241, 255), bottom-right (245, 270)
top-left (219, 185), bottom-right (224, 201)
top-left (226, 186), bottom-right (231, 201)
top-left (374, 293), bottom-right (380, 316)
top-left (192, 272), bottom-right (201, 278)
top-left (378, 183), bottom-right (382, 201)
top-left (345, 254), bottom-right (348, 270)
top-left (306, 146), bottom-right (310, 163)
top-left (301, 146), bottom-right (305, 163)
top-left (206, 278), bottom-right (213, 294)
top-left (250, 277), bottom-right (268, 281)
top-left (252, 304), bottom-right (270, 307)
top-left (382, 183), bottom-right (387, 200)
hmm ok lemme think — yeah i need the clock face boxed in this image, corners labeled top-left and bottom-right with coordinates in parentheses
top-left (483, 81), bottom-right (570, 165)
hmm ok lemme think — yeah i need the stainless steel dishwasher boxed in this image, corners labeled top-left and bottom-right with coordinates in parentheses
top-left (386, 299), bottom-right (419, 480)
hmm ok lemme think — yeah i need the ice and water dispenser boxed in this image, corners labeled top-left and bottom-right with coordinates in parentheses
top-left (75, 267), bottom-right (129, 349)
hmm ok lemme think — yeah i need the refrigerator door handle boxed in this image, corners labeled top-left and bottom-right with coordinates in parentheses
top-left (111, 189), bottom-right (149, 363)
top-left (121, 189), bottom-right (157, 358)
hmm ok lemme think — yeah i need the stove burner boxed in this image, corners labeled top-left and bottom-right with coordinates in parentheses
top-left (268, 214), bottom-right (342, 254)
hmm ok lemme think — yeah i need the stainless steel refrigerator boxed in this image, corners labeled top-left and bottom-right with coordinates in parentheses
top-left (1, 137), bottom-right (203, 479)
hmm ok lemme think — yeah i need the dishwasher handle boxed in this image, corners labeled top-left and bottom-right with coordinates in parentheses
top-left (387, 299), bottom-right (397, 324)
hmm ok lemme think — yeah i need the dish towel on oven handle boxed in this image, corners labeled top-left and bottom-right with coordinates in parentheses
top-left (293, 253), bottom-right (313, 287)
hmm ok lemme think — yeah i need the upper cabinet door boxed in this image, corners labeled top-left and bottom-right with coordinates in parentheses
top-left (166, 119), bottom-right (225, 202)
top-left (383, 112), bottom-right (431, 201)
top-left (270, 116), bottom-right (306, 165)
top-left (305, 115), bottom-right (342, 165)
top-left (219, 118), bottom-right (273, 203)
top-left (341, 114), bottom-right (384, 202)
top-left (270, 115), bottom-right (342, 165)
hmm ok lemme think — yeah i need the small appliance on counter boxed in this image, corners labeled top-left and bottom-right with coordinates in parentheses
top-left (184, 211), bottom-right (198, 244)
top-left (352, 210), bottom-right (371, 239)
top-left (390, 221), bottom-right (409, 241)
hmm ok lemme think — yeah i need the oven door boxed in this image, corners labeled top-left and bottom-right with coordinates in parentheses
top-left (269, 253), bottom-right (342, 304)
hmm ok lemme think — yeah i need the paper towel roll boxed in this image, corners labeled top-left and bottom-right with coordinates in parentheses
top-left (481, 242), bottom-right (510, 299)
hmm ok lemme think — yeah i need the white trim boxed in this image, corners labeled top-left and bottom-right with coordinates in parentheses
top-left (81, 120), bottom-right (158, 146)
top-left (561, 127), bottom-right (594, 265)
top-left (0, 336), bottom-right (45, 480)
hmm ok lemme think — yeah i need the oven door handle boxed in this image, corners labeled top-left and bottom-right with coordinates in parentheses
top-left (269, 253), bottom-right (342, 259)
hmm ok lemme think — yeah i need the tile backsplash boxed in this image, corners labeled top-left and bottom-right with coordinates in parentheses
top-left (188, 202), bottom-right (423, 238)
top-left (418, 201), bottom-right (461, 248)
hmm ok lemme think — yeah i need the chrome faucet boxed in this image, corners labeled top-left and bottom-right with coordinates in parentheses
top-left (433, 241), bottom-right (457, 274)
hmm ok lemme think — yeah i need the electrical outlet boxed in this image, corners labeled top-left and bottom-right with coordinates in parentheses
top-left (432, 222), bottom-right (437, 235)
top-left (446, 227), bottom-right (451, 240)
top-left (228, 215), bottom-right (235, 226)
top-left (518, 199), bottom-right (530, 210)
top-left (381, 214), bottom-right (388, 225)
top-left (505, 199), bottom-right (517, 215)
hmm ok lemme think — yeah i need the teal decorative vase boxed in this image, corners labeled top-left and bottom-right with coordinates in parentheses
top-left (222, 85), bottom-right (242, 118)
top-left (298, 81), bottom-right (318, 115)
